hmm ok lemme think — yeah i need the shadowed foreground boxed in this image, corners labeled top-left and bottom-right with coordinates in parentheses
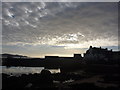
top-left (2, 65), bottom-right (120, 90)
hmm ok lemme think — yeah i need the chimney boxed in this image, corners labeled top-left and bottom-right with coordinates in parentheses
top-left (105, 48), bottom-right (107, 50)
top-left (111, 49), bottom-right (112, 52)
top-left (90, 46), bottom-right (92, 49)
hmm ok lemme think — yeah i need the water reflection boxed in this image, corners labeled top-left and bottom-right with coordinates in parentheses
top-left (1, 66), bottom-right (60, 75)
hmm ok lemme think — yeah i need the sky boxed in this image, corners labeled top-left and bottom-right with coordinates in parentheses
top-left (1, 2), bottom-right (119, 58)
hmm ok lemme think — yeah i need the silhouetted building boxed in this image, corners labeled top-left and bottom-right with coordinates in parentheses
top-left (74, 54), bottom-right (83, 60)
top-left (45, 56), bottom-right (59, 59)
top-left (84, 46), bottom-right (120, 64)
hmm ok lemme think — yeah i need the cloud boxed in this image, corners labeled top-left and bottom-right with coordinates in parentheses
top-left (2, 2), bottom-right (118, 53)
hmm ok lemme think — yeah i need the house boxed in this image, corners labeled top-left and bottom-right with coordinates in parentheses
top-left (84, 46), bottom-right (120, 64)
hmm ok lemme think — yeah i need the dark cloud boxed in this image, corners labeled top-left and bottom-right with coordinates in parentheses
top-left (2, 2), bottom-right (118, 56)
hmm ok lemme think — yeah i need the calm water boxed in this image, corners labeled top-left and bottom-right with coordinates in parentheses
top-left (1, 66), bottom-right (60, 75)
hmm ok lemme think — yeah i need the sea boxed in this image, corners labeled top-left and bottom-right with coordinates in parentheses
top-left (0, 66), bottom-right (60, 76)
